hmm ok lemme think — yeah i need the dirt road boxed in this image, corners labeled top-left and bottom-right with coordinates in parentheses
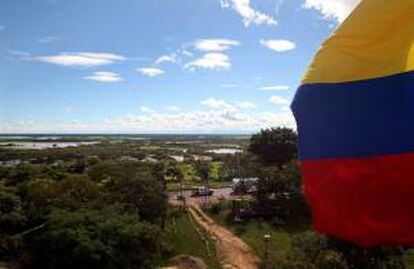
top-left (188, 204), bottom-right (260, 269)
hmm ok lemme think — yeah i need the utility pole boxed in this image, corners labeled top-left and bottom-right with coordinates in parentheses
top-left (263, 234), bottom-right (272, 269)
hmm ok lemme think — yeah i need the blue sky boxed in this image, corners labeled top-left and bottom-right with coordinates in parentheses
top-left (0, 0), bottom-right (359, 133)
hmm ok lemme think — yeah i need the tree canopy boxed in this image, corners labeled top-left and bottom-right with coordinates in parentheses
top-left (249, 127), bottom-right (298, 166)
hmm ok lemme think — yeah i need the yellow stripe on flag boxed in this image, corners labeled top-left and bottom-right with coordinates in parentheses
top-left (302, 0), bottom-right (414, 84)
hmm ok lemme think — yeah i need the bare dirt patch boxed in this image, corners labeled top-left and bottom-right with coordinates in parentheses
top-left (188, 204), bottom-right (260, 269)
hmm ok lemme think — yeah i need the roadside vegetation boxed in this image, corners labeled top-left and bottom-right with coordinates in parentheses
top-left (0, 160), bottom-right (167, 268)
top-left (164, 208), bottom-right (221, 269)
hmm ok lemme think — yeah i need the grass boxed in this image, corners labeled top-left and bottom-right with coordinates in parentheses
top-left (163, 208), bottom-right (221, 269)
top-left (139, 145), bottom-right (161, 152)
top-left (222, 216), bottom-right (293, 258)
top-left (209, 161), bottom-right (226, 181)
top-left (177, 162), bottom-right (228, 182)
top-left (207, 202), bottom-right (414, 268)
top-left (178, 163), bottom-right (199, 181)
top-left (207, 203), bottom-right (305, 259)
top-left (407, 249), bottom-right (414, 269)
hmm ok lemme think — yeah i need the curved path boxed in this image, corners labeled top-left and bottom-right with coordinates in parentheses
top-left (188, 204), bottom-right (260, 269)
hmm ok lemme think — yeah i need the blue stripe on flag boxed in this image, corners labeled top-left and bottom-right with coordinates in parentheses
top-left (291, 70), bottom-right (414, 160)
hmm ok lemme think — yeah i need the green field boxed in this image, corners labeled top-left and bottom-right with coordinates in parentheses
top-left (208, 204), bottom-right (304, 258)
top-left (407, 249), bottom-right (414, 269)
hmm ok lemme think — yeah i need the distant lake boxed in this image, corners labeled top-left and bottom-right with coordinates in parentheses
top-left (0, 141), bottom-right (98, 150)
top-left (206, 148), bottom-right (243, 154)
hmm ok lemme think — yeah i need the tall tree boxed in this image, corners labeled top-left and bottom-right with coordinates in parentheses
top-left (249, 127), bottom-right (297, 166)
top-left (253, 161), bottom-right (307, 221)
top-left (27, 208), bottom-right (162, 269)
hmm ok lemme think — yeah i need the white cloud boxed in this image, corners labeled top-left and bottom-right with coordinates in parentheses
top-left (166, 106), bottom-right (181, 112)
top-left (269, 95), bottom-right (290, 104)
top-left (236, 101), bottom-right (256, 109)
top-left (201, 98), bottom-right (234, 109)
top-left (260, 85), bottom-right (290, 91)
top-left (201, 98), bottom-right (255, 110)
top-left (303, 0), bottom-right (360, 22)
top-left (184, 53), bottom-right (231, 71)
top-left (0, 109), bottom-right (295, 133)
top-left (139, 106), bottom-right (155, 114)
top-left (220, 0), bottom-right (277, 27)
top-left (137, 67), bottom-right (164, 77)
top-left (281, 106), bottom-right (291, 112)
top-left (37, 36), bottom-right (59, 43)
top-left (221, 84), bottom-right (239, 88)
top-left (8, 50), bottom-right (31, 57)
top-left (194, 39), bottom-right (240, 52)
top-left (260, 39), bottom-right (296, 52)
top-left (84, 71), bottom-right (123, 83)
top-left (181, 49), bottom-right (194, 57)
top-left (34, 52), bottom-right (126, 67)
top-left (155, 53), bottom-right (177, 65)
top-left (65, 104), bottom-right (76, 113)
top-left (0, 98), bottom-right (295, 133)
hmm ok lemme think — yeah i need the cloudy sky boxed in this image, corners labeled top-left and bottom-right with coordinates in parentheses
top-left (0, 0), bottom-right (360, 133)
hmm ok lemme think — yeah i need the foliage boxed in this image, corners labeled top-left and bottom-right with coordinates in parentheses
top-left (86, 155), bottom-right (101, 166)
top-left (192, 160), bottom-right (210, 183)
top-left (87, 161), bottom-right (123, 182)
top-left (164, 209), bottom-right (221, 269)
top-left (69, 155), bottom-right (86, 173)
top-left (264, 232), bottom-right (347, 269)
top-left (165, 162), bottom-right (184, 183)
top-left (209, 161), bottom-right (230, 181)
top-left (0, 151), bottom-right (168, 267)
top-left (178, 163), bottom-right (200, 182)
top-left (263, 231), bottom-right (407, 269)
top-left (54, 175), bottom-right (100, 210)
top-left (5, 164), bottom-right (43, 186)
top-left (23, 178), bottom-right (59, 221)
top-left (0, 182), bottom-right (26, 235)
top-left (209, 203), bottom-right (223, 215)
top-left (106, 168), bottom-right (167, 223)
top-left (25, 208), bottom-right (162, 269)
top-left (249, 127), bottom-right (297, 166)
top-left (328, 238), bottom-right (407, 269)
top-left (221, 153), bottom-right (258, 179)
top-left (253, 161), bottom-right (309, 222)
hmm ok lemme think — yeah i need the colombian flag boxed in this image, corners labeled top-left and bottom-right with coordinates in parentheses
top-left (291, 0), bottom-right (414, 247)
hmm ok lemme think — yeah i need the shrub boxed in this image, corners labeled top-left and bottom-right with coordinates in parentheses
top-left (209, 203), bottom-right (222, 215)
top-left (25, 208), bottom-right (162, 269)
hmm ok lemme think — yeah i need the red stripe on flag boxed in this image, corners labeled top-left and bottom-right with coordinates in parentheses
top-left (302, 152), bottom-right (414, 247)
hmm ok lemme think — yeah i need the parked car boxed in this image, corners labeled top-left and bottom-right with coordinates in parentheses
top-left (191, 186), bottom-right (213, 197)
top-left (231, 177), bottom-right (259, 194)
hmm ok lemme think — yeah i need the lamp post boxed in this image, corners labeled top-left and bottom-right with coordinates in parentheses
top-left (263, 234), bottom-right (272, 269)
